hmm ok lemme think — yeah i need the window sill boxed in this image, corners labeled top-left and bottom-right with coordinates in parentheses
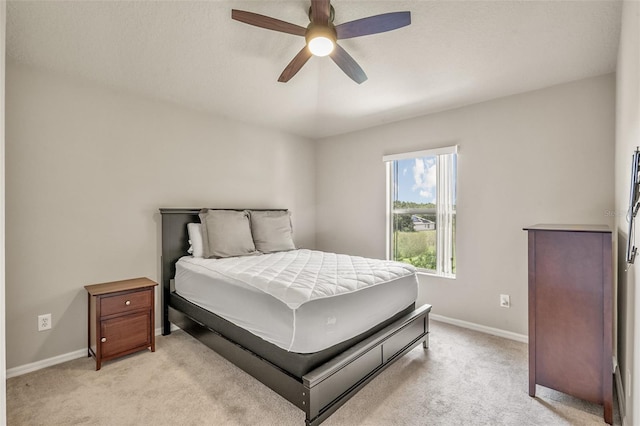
top-left (416, 270), bottom-right (456, 280)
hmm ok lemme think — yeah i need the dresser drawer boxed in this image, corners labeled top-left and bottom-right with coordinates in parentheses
top-left (100, 288), bottom-right (152, 317)
top-left (101, 311), bottom-right (151, 358)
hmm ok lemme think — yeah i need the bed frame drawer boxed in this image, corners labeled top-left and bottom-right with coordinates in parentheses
top-left (312, 347), bottom-right (382, 412)
top-left (303, 304), bottom-right (430, 424)
top-left (382, 317), bottom-right (425, 363)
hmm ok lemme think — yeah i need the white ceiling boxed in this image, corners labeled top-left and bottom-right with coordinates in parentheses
top-left (7, 0), bottom-right (622, 139)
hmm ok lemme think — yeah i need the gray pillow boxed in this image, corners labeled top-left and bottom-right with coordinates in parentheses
top-left (249, 210), bottom-right (296, 253)
top-left (199, 209), bottom-right (258, 258)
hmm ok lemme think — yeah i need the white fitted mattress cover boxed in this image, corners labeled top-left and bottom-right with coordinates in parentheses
top-left (175, 250), bottom-right (418, 353)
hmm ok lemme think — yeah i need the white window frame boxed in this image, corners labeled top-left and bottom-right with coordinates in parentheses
top-left (384, 145), bottom-right (458, 278)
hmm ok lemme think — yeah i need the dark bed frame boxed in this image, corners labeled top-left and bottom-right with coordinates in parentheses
top-left (160, 208), bottom-right (431, 425)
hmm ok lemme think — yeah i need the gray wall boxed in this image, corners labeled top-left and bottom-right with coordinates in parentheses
top-left (316, 74), bottom-right (615, 336)
top-left (4, 62), bottom-right (618, 385)
top-left (614, 1), bottom-right (640, 424)
top-left (5, 63), bottom-right (316, 369)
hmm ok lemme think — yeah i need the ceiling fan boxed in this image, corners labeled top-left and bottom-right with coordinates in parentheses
top-left (231, 0), bottom-right (411, 84)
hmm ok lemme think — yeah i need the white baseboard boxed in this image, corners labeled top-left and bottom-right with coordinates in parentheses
top-left (430, 313), bottom-right (528, 343)
top-left (6, 348), bottom-right (87, 379)
top-left (6, 324), bottom-right (181, 379)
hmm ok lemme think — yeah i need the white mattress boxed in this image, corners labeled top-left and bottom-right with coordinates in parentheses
top-left (175, 249), bottom-right (418, 353)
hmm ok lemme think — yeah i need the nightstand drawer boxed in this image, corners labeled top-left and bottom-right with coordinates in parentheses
top-left (101, 289), bottom-right (151, 317)
top-left (101, 312), bottom-right (151, 358)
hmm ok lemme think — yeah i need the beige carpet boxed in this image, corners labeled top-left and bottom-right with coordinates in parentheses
top-left (7, 320), bottom-right (620, 425)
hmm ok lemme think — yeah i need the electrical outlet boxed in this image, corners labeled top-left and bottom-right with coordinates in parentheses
top-left (500, 294), bottom-right (510, 308)
top-left (38, 313), bottom-right (51, 331)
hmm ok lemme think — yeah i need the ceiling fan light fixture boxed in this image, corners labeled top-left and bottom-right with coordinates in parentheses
top-left (308, 36), bottom-right (334, 56)
top-left (306, 24), bottom-right (336, 57)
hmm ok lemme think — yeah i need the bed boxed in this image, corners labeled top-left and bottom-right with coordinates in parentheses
top-left (160, 208), bottom-right (431, 425)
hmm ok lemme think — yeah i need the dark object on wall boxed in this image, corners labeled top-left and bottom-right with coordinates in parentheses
top-left (524, 224), bottom-right (612, 424)
top-left (627, 147), bottom-right (640, 264)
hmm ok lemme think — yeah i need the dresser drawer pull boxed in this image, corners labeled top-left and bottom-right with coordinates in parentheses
top-left (101, 337), bottom-right (107, 343)
top-left (125, 300), bottom-right (131, 306)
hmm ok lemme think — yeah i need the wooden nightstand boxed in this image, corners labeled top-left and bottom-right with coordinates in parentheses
top-left (85, 277), bottom-right (158, 370)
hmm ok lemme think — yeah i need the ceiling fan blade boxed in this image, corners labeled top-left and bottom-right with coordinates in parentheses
top-left (278, 46), bottom-right (313, 82)
top-left (231, 10), bottom-right (306, 37)
top-left (311, 0), bottom-right (330, 25)
top-left (335, 11), bottom-right (411, 40)
top-left (330, 44), bottom-right (367, 84)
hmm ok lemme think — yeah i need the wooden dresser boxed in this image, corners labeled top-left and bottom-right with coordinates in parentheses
top-left (524, 224), bottom-right (612, 424)
top-left (85, 277), bottom-right (158, 370)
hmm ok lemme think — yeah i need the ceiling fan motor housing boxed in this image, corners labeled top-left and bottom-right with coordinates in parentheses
top-left (308, 5), bottom-right (336, 23)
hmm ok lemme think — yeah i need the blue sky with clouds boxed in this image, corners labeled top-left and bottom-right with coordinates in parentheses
top-left (395, 155), bottom-right (457, 204)
top-left (396, 157), bottom-right (437, 204)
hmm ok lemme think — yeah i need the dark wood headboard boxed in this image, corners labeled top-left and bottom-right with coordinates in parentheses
top-left (159, 208), bottom-right (287, 334)
top-left (160, 208), bottom-right (200, 294)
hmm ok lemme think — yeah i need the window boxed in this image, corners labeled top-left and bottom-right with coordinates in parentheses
top-left (384, 146), bottom-right (457, 278)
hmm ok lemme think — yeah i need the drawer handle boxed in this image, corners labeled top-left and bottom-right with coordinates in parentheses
top-left (101, 337), bottom-right (107, 343)
top-left (125, 300), bottom-right (131, 306)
